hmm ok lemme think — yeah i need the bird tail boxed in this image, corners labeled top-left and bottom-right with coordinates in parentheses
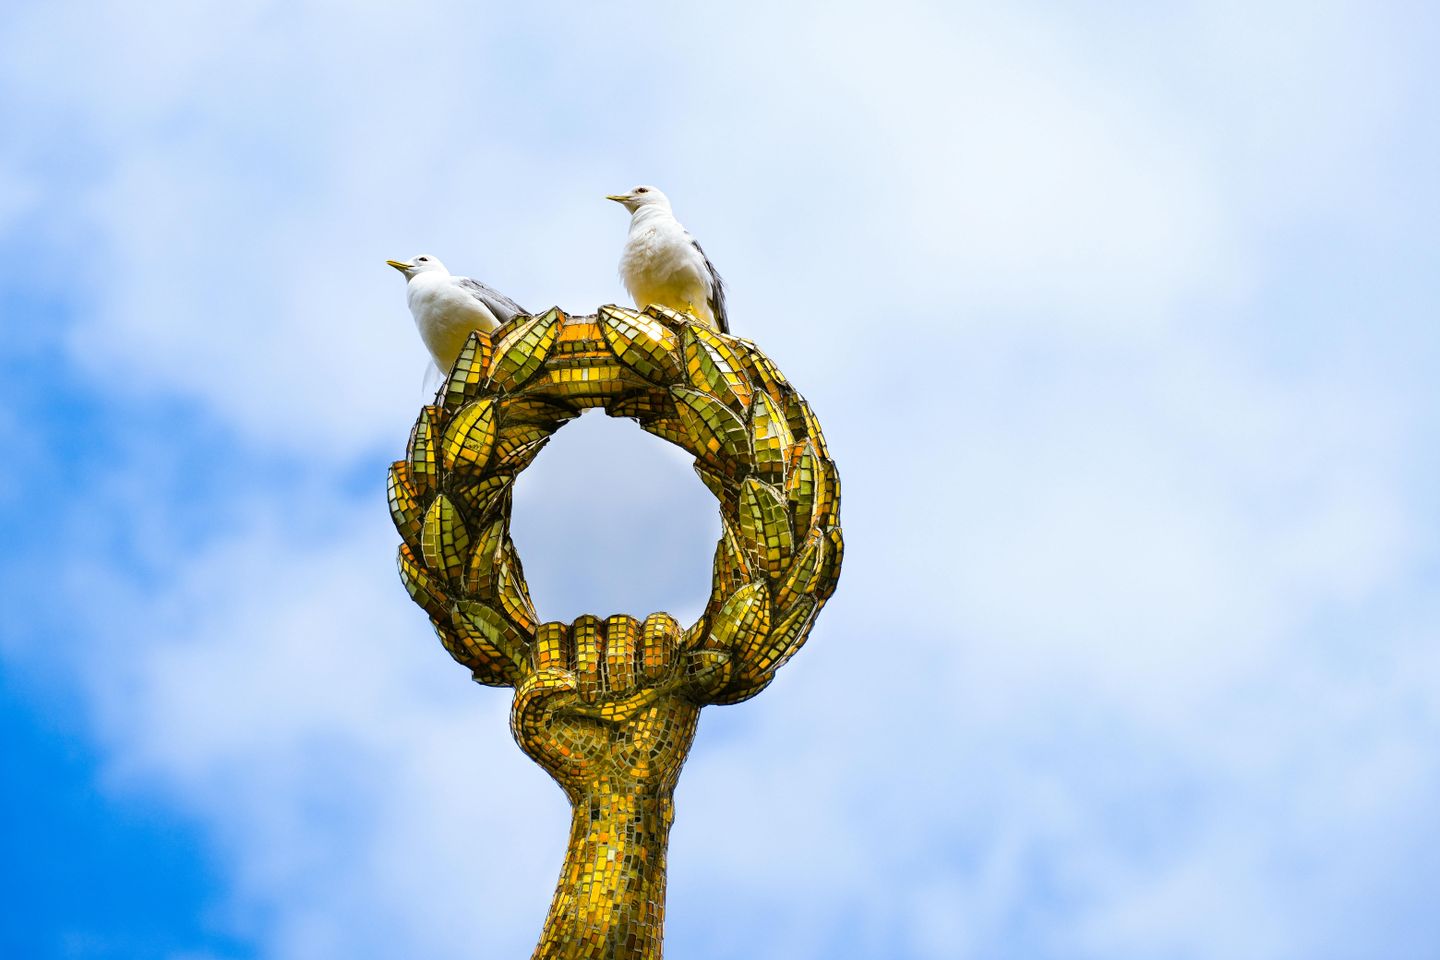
top-left (421, 361), bottom-right (444, 400)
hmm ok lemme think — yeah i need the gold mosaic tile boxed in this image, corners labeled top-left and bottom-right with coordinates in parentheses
top-left (499, 396), bottom-right (579, 429)
top-left (386, 461), bottom-right (424, 550)
top-left (490, 309), bottom-right (562, 391)
top-left (452, 600), bottom-right (525, 687)
top-left (785, 441), bottom-right (822, 531)
top-left (441, 399), bottom-right (497, 473)
top-left (748, 390), bottom-right (793, 484)
top-left (447, 473), bottom-right (511, 523)
top-left (670, 386), bottom-right (752, 474)
top-left (442, 331), bottom-right (494, 411)
top-left (406, 405), bottom-right (441, 495)
top-left (737, 477), bottom-right (794, 578)
top-left (599, 307), bottom-right (682, 383)
top-left (682, 325), bottom-right (753, 411)
top-left (490, 422), bottom-right (553, 472)
top-left (420, 493), bottom-right (469, 586)
top-left (773, 533), bottom-right (824, 611)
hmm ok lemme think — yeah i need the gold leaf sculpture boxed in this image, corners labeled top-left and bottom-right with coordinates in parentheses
top-left (386, 461), bottom-right (424, 549)
top-left (441, 399), bottom-right (497, 473)
top-left (670, 386), bottom-right (752, 473)
top-left (389, 307), bottom-right (843, 959)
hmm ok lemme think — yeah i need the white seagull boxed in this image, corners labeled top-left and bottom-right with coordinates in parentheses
top-left (386, 254), bottom-right (529, 373)
top-left (607, 185), bottom-right (728, 334)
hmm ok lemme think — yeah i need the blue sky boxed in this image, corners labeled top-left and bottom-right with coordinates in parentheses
top-left (3, 2), bottom-right (1439, 958)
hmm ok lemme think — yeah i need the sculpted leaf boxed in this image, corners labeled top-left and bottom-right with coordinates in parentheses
top-left (441, 399), bottom-right (497, 474)
top-left (489, 309), bottom-right (562, 391)
top-left (682, 325), bottom-right (753, 411)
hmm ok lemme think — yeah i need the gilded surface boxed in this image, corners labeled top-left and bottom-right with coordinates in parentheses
top-left (389, 305), bottom-right (843, 958)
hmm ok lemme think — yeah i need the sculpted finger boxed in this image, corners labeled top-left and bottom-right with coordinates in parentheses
top-left (509, 668), bottom-right (591, 785)
top-left (531, 621), bottom-right (571, 674)
top-left (571, 615), bottom-right (603, 702)
top-left (562, 683), bottom-right (667, 724)
top-left (640, 613), bottom-right (680, 684)
top-left (603, 615), bottom-right (640, 696)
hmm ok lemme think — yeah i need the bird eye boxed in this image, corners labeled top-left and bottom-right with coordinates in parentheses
top-left (636, 187), bottom-right (649, 193)
top-left (418, 256), bottom-right (428, 261)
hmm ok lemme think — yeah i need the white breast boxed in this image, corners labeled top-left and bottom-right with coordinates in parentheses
top-left (619, 211), bottom-right (715, 328)
top-left (406, 275), bottom-right (500, 372)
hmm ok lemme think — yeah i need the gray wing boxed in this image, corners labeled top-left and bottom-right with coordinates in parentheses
top-left (690, 238), bottom-right (729, 334)
top-left (456, 276), bottom-right (530, 321)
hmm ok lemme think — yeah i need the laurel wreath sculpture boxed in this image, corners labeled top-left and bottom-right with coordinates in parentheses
top-left (388, 303), bottom-right (842, 959)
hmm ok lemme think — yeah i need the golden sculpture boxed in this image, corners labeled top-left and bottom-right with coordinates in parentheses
top-left (388, 305), bottom-right (843, 959)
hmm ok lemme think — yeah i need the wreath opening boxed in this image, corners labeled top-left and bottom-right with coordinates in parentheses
top-left (501, 409), bottom-right (721, 626)
top-left (389, 304), bottom-right (842, 705)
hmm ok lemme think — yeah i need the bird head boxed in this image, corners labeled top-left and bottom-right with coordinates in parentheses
top-left (385, 254), bottom-right (448, 279)
top-left (606, 185), bottom-right (671, 214)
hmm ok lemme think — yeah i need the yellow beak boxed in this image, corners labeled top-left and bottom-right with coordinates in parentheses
top-left (385, 259), bottom-right (412, 271)
top-left (605, 194), bottom-right (632, 203)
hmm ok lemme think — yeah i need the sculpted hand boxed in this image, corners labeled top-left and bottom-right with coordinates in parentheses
top-left (508, 613), bottom-right (729, 960)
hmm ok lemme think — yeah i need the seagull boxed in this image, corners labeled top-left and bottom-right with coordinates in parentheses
top-left (386, 254), bottom-right (529, 373)
top-left (606, 186), bottom-right (728, 334)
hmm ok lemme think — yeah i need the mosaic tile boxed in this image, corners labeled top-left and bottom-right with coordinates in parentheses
top-left (682, 324), bottom-right (753, 411)
top-left (748, 390), bottom-right (793, 484)
top-left (490, 309), bottom-right (561, 391)
top-left (670, 386), bottom-right (752, 474)
top-left (441, 399), bottom-right (497, 473)
top-left (442, 330), bottom-right (494, 412)
top-left (386, 461), bottom-right (425, 550)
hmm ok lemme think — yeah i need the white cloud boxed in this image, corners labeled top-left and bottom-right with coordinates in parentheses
top-left (5, 0), bottom-right (1263, 452)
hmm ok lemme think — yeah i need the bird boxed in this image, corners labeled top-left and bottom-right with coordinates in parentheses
top-left (606, 185), bottom-right (728, 334)
top-left (386, 254), bottom-right (529, 374)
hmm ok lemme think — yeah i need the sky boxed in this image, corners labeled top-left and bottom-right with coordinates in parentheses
top-left (2, 1), bottom-right (1439, 958)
